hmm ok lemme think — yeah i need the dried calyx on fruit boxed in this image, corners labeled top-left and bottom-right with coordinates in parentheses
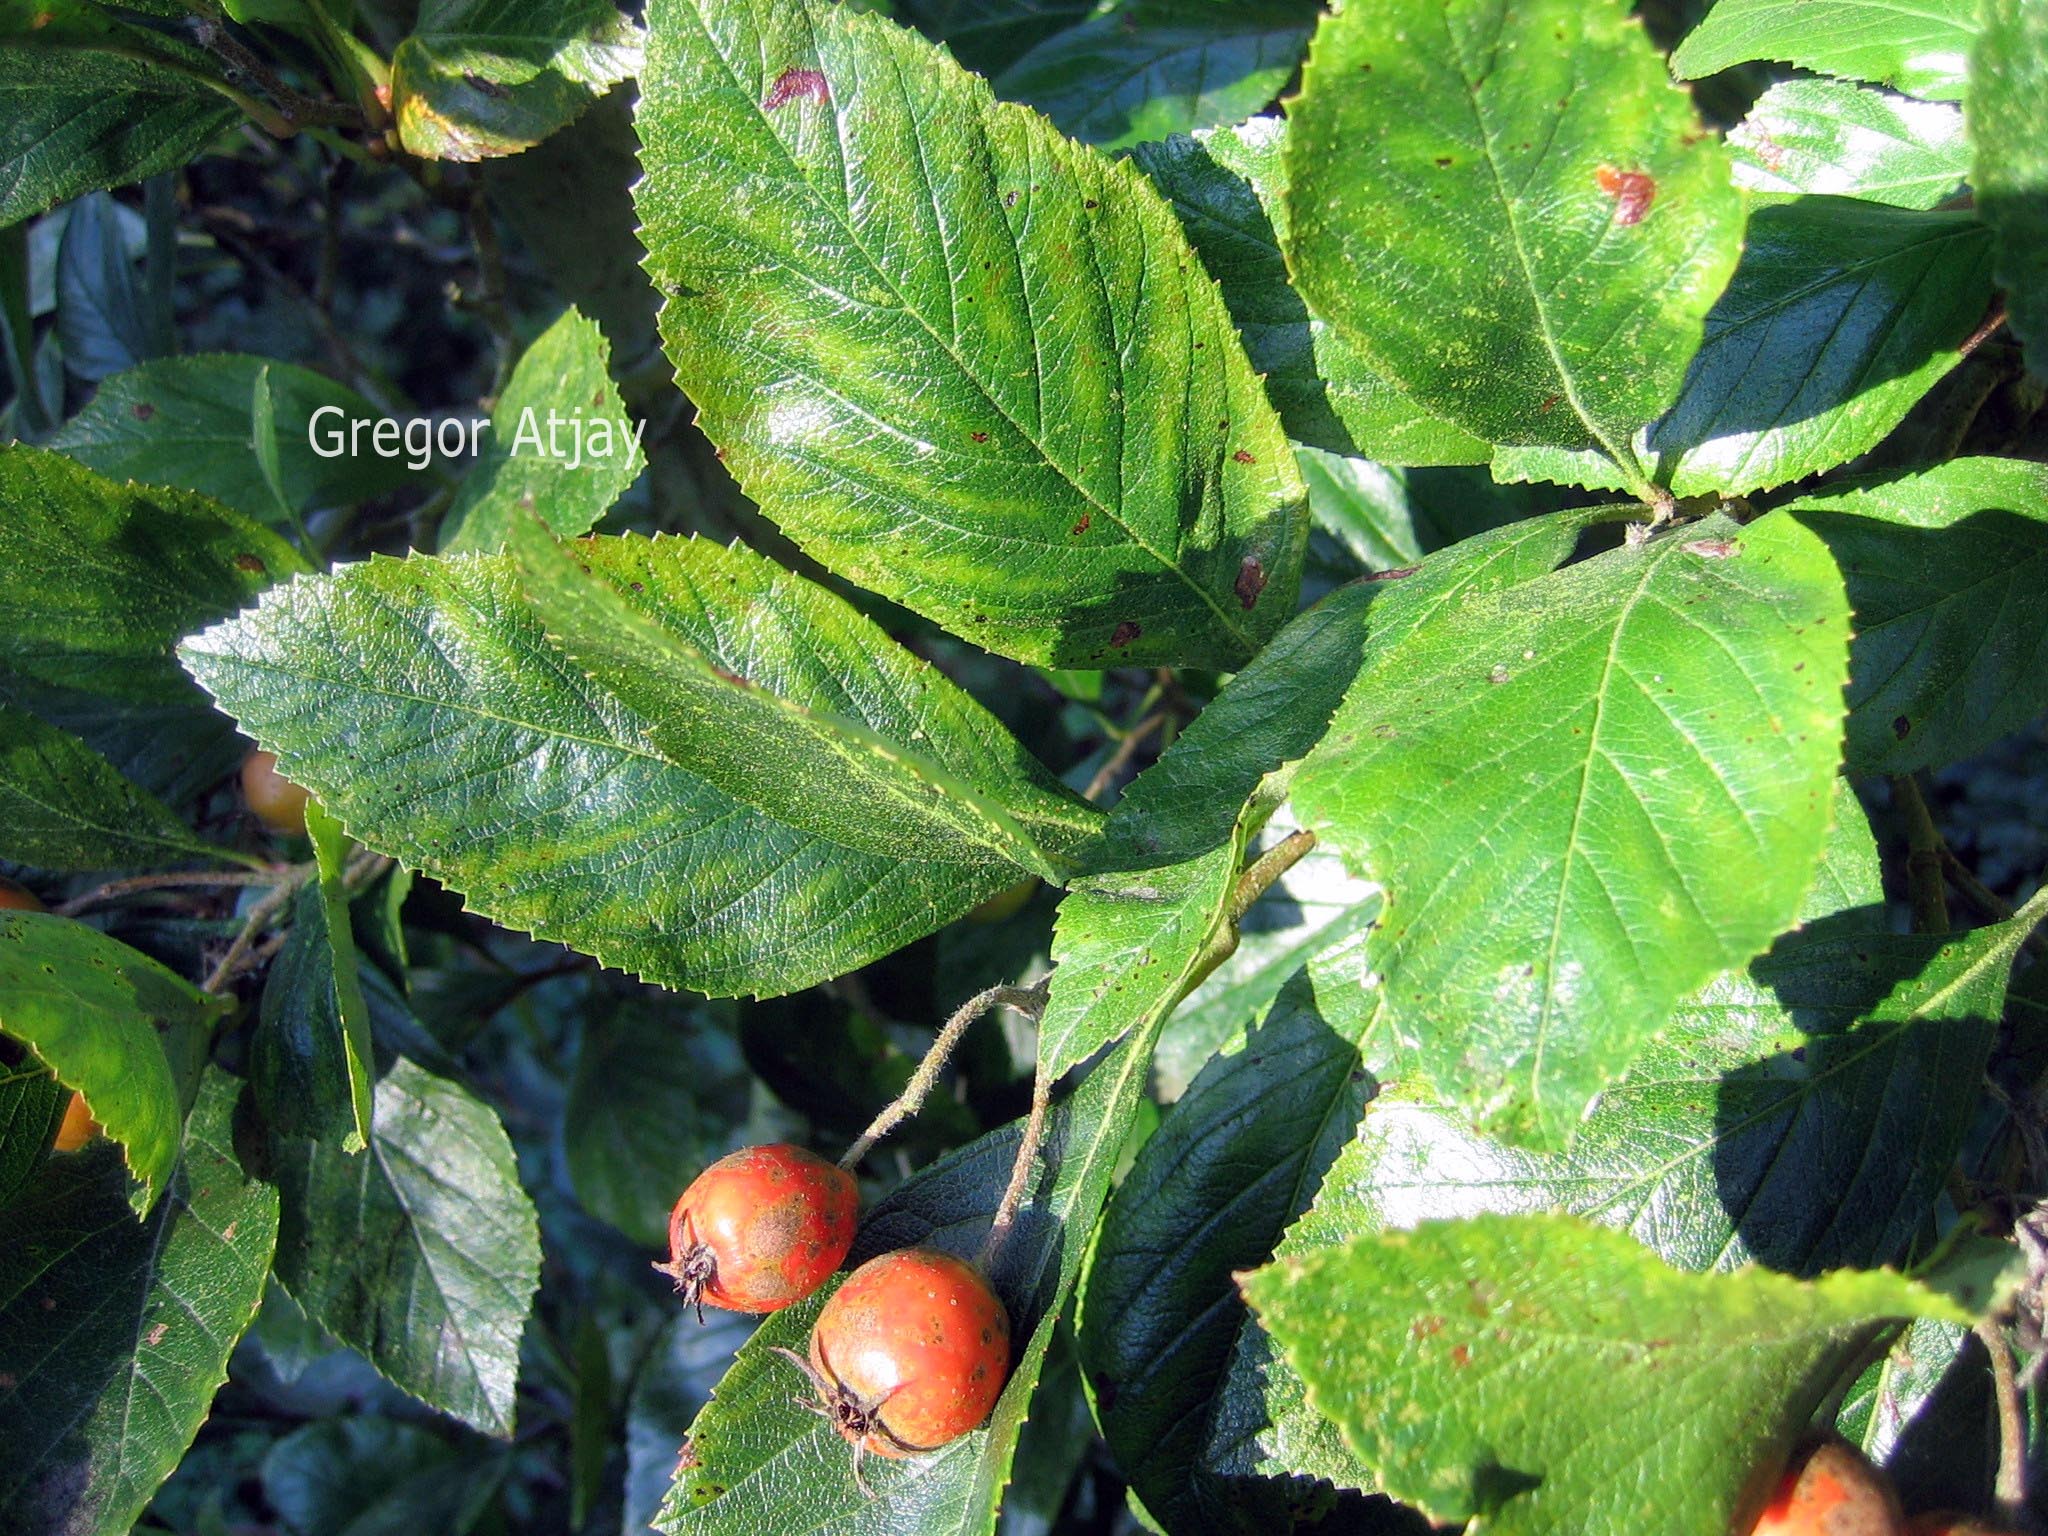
top-left (241, 748), bottom-right (313, 836)
top-left (1751, 1435), bottom-right (1904, 1535)
top-left (657, 1143), bottom-right (858, 1318)
top-left (777, 1246), bottom-right (1011, 1494)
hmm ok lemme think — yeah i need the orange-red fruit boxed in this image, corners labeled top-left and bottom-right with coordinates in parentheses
top-left (0, 876), bottom-right (44, 912)
top-left (658, 1144), bottom-right (857, 1315)
top-left (801, 1246), bottom-right (1010, 1461)
top-left (52, 1091), bottom-right (102, 1152)
top-left (1752, 1437), bottom-right (1904, 1535)
top-left (1906, 1518), bottom-right (2017, 1536)
top-left (241, 749), bottom-right (311, 836)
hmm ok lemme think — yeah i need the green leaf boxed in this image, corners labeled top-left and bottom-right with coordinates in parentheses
top-left (0, 910), bottom-right (214, 1214)
top-left (995, 3), bottom-right (1313, 151)
top-left (1240, 1213), bottom-right (1968, 1535)
top-left (47, 354), bottom-right (418, 524)
top-left (1300, 889), bottom-right (2042, 1282)
top-left (253, 809), bottom-right (375, 1152)
top-left (1130, 118), bottom-right (1488, 464)
top-left (634, 0), bottom-right (1307, 669)
top-left (0, 1069), bottom-right (279, 1536)
top-left (1783, 457), bottom-right (2048, 774)
top-left (1649, 199), bottom-right (1995, 497)
top-left (1969, 0), bottom-right (2048, 379)
top-left (1081, 970), bottom-right (1379, 1532)
top-left (55, 190), bottom-right (146, 383)
top-left (0, 700), bottom-right (242, 871)
top-left (0, 670), bottom-right (248, 816)
top-left (0, 42), bottom-right (239, 227)
top-left (1037, 572), bottom-right (1394, 1082)
top-left (391, 0), bottom-right (641, 161)
top-left (441, 306), bottom-right (645, 553)
top-left (181, 547), bottom-right (1055, 995)
top-left (1296, 449), bottom-right (1559, 574)
top-left (1727, 79), bottom-right (1969, 208)
top-left (269, 1056), bottom-right (541, 1437)
top-left (658, 1015), bottom-right (1160, 1534)
top-left (507, 521), bottom-right (1099, 882)
top-left (1837, 1319), bottom-right (1996, 1509)
top-left (1672, 0), bottom-right (1977, 100)
top-left (1284, 0), bottom-right (1743, 495)
top-left (1153, 819), bottom-right (1379, 1100)
top-left (0, 444), bottom-right (305, 702)
top-left (1292, 510), bottom-right (1852, 1147)
top-left (261, 1419), bottom-right (506, 1536)
top-left (563, 994), bottom-right (751, 1247)
top-left (481, 90), bottom-right (661, 369)
top-left (0, 1061), bottom-right (64, 1210)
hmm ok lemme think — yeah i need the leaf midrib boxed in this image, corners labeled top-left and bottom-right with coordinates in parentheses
top-left (671, 0), bottom-right (1260, 655)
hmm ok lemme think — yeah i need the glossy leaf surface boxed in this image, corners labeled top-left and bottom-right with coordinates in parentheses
top-left (1785, 458), bottom-right (2048, 774)
top-left (47, 355), bottom-right (418, 524)
top-left (182, 546), bottom-right (1059, 997)
top-left (1242, 1213), bottom-right (1967, 1534)
top-left (0, 1071), bottom-right (278, 1536)
top-left (269, 1057), bottom-right (541, 1437)
top-left (1293, 511), bottom-right (1851, 1146)
top-left (1728, 80), bottom-right (1968, 208)
top-left (1285, 0), bottom-right (1742, 492)
top-left (1650, 198), bottom-right (1994, 496)
top-left (1672, 0), bottom-right (1977, 100)
top-left (0, 446), bottom-right (303, 703)
top-left (634, 0), bottom-right (1306, 668)
top-left (1970, 0), bottom-right (2048, 379)
top-left (391, 0), bottom-right (641, 160)
top-left (0, 911), bottom-right (211, 1214)
top-left (1131, 119), bottom-right (1486, 466)
top-left (441, 306), bottom-right (645, 553)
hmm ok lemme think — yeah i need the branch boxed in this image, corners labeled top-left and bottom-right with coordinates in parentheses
top-left (1892, 774), bottom-right (1949, 935)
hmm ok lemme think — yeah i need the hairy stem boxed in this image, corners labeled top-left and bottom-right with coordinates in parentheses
top-left (839, 982), bottom-right (1047, 1169)
top-left (57, 867), bottom-right (295, 917)
top-left (980, 1063), bottom-right (1052, 1273)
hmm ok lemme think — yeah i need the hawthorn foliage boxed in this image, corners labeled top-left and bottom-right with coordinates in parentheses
top-left (0, 0), bottom-right (2045, 1533)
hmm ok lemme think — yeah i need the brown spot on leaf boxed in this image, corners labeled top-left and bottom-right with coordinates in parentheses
top-left (146, 1322), bottom-right (168, 1346)
top-left (1411, 1315), bottom-right (1445, 1340)
top-left (1070, 513), bottom-right (1091, 535)
top-left (234, 553), bottom-right (267, 574)
top-left (970, 430), bottom-right (989, 443)
top-left (1451, 1344), bottom-right (1472, 1367)
top-left (1365, 564), bottom-right (1420, 582)
top-left (764, 68), bottom-right (828, 111)
top-left (1893, 715), bottom-right (1911, 740)
top-left (715, 667), bottom-right (753, 689)
top-left (1538, 393), bottom-right (1560, 413)
top-left (1232, 449), bottom-right (1256, 464)
top-left (1595, 165), bottom-right (1655, 225)
top-left (1234, 555), bottom-right (1267, 610)
top-left (132, 401), bottom-right (156, 421)
top-left (464, 72), bottom-right (509, 100)
top-left (675, 1440), bottom-right (700, 1473)
top-left (1110, 620), bottom-right (1142, 648)
top-left (1682, 538), bottom-right (1738, 558)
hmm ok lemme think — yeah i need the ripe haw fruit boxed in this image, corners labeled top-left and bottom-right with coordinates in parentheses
top-left (241, 749), bottom-right (312, 836)
top-left (657, 1144), bottom-right (857, 1317)
top-left (52, 1091), bottom-right (102, 1152)
top-left (1751, 1437), bottom-right (1904, 1535)
top-left (779, 1246), bottom-right (1011, 1490)
top-left (0, 876), bottom-right (44, 912)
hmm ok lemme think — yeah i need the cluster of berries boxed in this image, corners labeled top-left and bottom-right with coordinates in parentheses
top-left (660, 1143), bottom-right (1012, 1488)
top-left (1754, 1436), bottom-right (2013, 1536)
